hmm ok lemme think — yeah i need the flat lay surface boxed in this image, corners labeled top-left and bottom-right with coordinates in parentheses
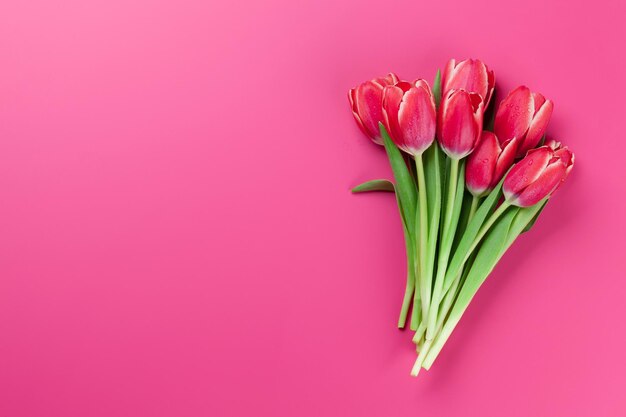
top-left (0, 0), bottom-right (625, 415)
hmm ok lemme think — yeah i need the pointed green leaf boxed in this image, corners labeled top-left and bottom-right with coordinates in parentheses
top-left (424, 143), bottom-right (442, 226)
top-left (448, 161), bottom-right (466, 245)
top-left (398, 186), bottom-right (416, 328)
top-left (407, 153), bottom-right (417, 182)
top-left (439, 156), bottom-right (451, 243)
top-left (381, 123), bottom-right (417, 235)
top-left (505, 199), bottom-right (548, 247)
top-left (452, 190), bottom-right (474, 253)
top-left (423, 143), bottom-right (443, 327)
top-left (521, 200), bottom-right (547, 234)
top-left (432, 69), bottom-right (442, 109)
top-left (351, 179), bottom-right (396, 193)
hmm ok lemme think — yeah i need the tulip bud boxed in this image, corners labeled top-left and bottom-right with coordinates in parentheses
top-left (466, 132), bottom-right (519, 197)
top-left (494, 86), bottom-right (554, 158)
top-left (442, 58), bottom-right (495, 107)
top-left (381, 79), bottom-right (436, 156)
top-left (348, 73), bottom-right (399, 144)
top-left (437, 89), bottom-right (484, 159)
top-left (503, 143), bottom-right (574, 207)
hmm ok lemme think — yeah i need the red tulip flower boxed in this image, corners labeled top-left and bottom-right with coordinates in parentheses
top-left (437, 89), bottom-right (484, 159)
top-left (382, 79), bottom-right (436, 156)
top-left (348, 73), bottom-right (399, 144)
top-left (494, 86), bottom-right (554, 158)
top-left (442, 58), bottom-right (495, 106)
top-left (465, 132), bottom-right (519, 197)
top-left (503, 143), bottom-right (574, 207)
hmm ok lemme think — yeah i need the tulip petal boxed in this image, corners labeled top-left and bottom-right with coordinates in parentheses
top-left (514, 160), bottom-right (567, 207)
top-left (397, 86), bottom-right (436, 154)
top-left (518, 99), bottom-right (553, 157)
top-left (442, 59), bottom-right (492, 105)
top-left (546, 138), bottom-right (561, 150)
top-left (453, 60), bottom-right (490, 101)
top-left (503, 146), bottom-right (552, 200)
top-left (494, 86), bottom-right (533, 145)
top-left (485, 68), bottom-right (495, 106)
top-left (438, 90), bottom-right (481, 158)
top-left (414, 79), bottom-right (433, 95)
top-left (382, 85), bottom-right (404, 145)
top-left (532, 92), bottom-right (546, 110)
top-left (466, 131), bottom-right (499, 196)
top-left (379, 73), bottom-right (399, 86)
top-left (556, 148), bottom-right (574, 168)
top-left (554, 147), bottom-right (575, 189)
top-left (354, 81), bottom-right (386, 143)
top-left (442, 59), bottom-right (458, 90)
top-left (544, 140), bottom-right (575, 188)
top-left (349, 88), bottom-right (372, 141)
top-left (493, 136), bottom-right (519, 186)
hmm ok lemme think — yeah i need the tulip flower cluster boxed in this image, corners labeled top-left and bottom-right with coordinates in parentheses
top-left (349, 58), bottom-right (574, 376)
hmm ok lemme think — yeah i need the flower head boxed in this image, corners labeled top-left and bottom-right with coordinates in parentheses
top-left (348, 73), bottom-right (399, 144)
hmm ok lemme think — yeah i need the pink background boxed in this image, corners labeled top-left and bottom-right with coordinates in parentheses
top-left (0, 0), bottom-right (625, 415)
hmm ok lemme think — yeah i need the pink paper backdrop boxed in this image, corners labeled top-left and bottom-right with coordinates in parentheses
top-left (1, 0), bottom-right (625, 415)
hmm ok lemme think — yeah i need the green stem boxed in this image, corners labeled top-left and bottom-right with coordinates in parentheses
top-left (398, 241), bottom-right (415, 328)
top-left (425, 158), bottom-right (459, 340)
top-left (470, 202), bottom-right (510, 253)
top-left (410, 249), bottom-right (421, 330)
top-left (412, 321), bottom-right (425, 344)
top-left (414, 266), bottom-right (464, 370)
top-left (468, 194), bottom-right (479, 220)
top-left (442, 160), bottom-right (460, 242)
top-left (414, 154), bottom-right (430, 326)
top-left (411, 338), bottom-right (433, 376)
top-left (434, 249), bottom-right (477, 337)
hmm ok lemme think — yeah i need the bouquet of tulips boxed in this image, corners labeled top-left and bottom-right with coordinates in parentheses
top-left (348, 58), bottom-right (574, 376)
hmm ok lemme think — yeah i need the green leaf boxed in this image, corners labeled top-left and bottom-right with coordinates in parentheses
top-left (380, 123), bottom-right (417, 236)
top-left (505, 199), bottom-right (548, 247)
top-left (413, 154), bottom-right (431, 331)
top-left (407, 153), bottom-right (417, 182)
top-left (521, 200), bottom-right (547, 233)
top-left (351, 179), bottom-right (395, 193)
top-left (432, 159), bottom-right (465, 295)
top-left (422, 205), bottom-right (519, 369)
top-left (452, 190), bottom-right (474, 253)
top-left (398, 187), bottom-right (416, 328)
top-left (438, 151), bottom-right (450, 244)
top-left (432, 70), bottom-right (442, 109)
top-left (449, 161), bottom-right (466, 245)
top-left (422, 143), bottom-right (443, 333)
top-left (442, 179), bottom-right (504, 295)
top-left (424, 143), bottom-right (442, 229)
